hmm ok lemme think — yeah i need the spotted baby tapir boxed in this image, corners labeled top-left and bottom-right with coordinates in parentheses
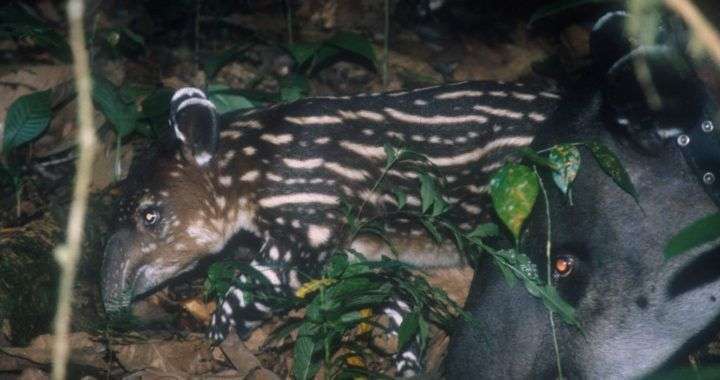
top-left (101, 80), bottom-right (559, 375)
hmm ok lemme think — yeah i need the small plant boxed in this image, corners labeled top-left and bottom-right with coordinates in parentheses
top-left (204, 139), bottom-right (639, 378)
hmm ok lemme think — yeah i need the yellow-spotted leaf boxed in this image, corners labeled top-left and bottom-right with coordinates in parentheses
top-left (490, 164), bottom-right (539, 241)
top-left (549, 144), bottom-right (581, 195)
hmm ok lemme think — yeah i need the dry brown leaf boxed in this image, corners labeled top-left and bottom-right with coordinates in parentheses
top-left (114, 337), bottom-right (214, 375)
top-left (218, 333), bottom-right (261, 377)
top-left (0, 332), bottom-right (106, 369)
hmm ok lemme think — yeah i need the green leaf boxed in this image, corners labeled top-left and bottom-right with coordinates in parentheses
top-left (586, 141), bottom-right (638, 202)
top-left (467, 223), bottom-right (500, 239)
top-left (293, 335), bottom-right (319, 380)
top-left (489, 164), bottom-right (540, 240)
top-left (207, 85), bottom-right (257, 114)
top-left (203, 48), bottom-right (246, 79)
top-left (548, 144), bottom-right (581, 195)
top-left (278, 74), bottom-right (310, 103)
top-left (3, 90), bottom-right (52, 152)
top-left (325, 31), bottom-right (378, 68)
top-left (92, 76), bottom-right (138, 137)
top-left (397, 311), bottom-right (419, 350)
top-left (665, 213), bottom-right (720, 258)
top-left (286, 42), bottom-right (321, 66)
top-left (537, 283), bottom-right (580, 329)
top-left (393, 189), bottom-right (407, 209)
top-left (325, 254), bottom-right (349, 278)
top-left (419, 173), bottom-right (435, 214)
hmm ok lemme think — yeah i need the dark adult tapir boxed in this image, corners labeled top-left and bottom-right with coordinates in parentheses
top-left (445, 12), bottom-right (720, 379)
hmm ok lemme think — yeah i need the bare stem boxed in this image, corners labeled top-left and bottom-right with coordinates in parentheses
top-left (52, 1), bottom-right (97, 379)
top-left (536, 167), bottom-right (563, 379)
top-left (383, 0), bottom-right (390, 90)
top-left (665, 0), bottom-right (720, 67)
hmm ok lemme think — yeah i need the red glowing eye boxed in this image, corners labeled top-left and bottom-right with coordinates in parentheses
top-left (554, 256), bottom-right (574, 277)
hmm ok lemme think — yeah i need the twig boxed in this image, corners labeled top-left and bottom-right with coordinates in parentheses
top-left (665, 0), bottom-right (720, 67)
top-left (535, 167), bottom-right (563, 379)
top-left (51, 0), bottom-right (97, 379)
top-left (383, 0), bottom-right (389, 90)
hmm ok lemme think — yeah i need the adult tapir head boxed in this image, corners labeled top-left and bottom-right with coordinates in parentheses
top-left (445, 12), bottom-right (720, 378)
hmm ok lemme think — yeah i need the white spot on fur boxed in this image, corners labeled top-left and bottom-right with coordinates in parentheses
top-left (323, 162), bottom-right (369, 181)
top-left (384, 107), bottom-right (488, 124)
top-left (428, 136), bottom-right (534, 166)
top-left (258, 193), bottom-right (339, 208)
top-left (219, 176), bottom-right (232, 187)
top-left (434, 90), bottom-right (484, 99)
top-left (260, 133), bottom-right (293, 145)
top-left (339, 141), bottom-right (387, 160)
top-left (307, 225), bottom-right (332, 247)
top-left (240, 170), bottom-right (260, 182)
top-left (473, 105), bottom-right (523, 119)
top-left (285, 115), bottom-right (343, 125)
top-left (283, 158), bottom-right (324, 169)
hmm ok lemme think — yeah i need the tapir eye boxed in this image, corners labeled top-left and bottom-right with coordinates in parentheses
top-left (141, 208), bottom-right (161, 227)
top-left (553, 255), bottom-right (576, 278)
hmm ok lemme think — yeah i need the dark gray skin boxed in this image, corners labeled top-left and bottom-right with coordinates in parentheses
top-left (445, 83), bottom-right (720, 378)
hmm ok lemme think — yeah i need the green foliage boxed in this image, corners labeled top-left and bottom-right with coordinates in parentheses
top-left (203, 47), bottom-right (249, 80)
top-left (490, 164), bottom-right (540, 241)
top-left (548, 144), bottom-right (581, 196)
top-left (665, 213), bottom-right (720, 259)
top-left (286, 31), bottom-right (377, 74)
top-left (0, 3), bottom-right (71, 62)
top-left (2, 90), bottom-right (52, 153)
top-left (586, 141), bottom-right (639, 202)
top-left (93, 76), bottom-right (139, 138)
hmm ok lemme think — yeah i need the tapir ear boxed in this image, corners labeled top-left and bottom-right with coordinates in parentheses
top-left (169, 87), bottom-right (219, 167)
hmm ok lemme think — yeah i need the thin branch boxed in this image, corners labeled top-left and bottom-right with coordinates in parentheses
top-left (665, 0), bottom-right (720, 67)
top-left (52, 0), bottom-right (97, 379)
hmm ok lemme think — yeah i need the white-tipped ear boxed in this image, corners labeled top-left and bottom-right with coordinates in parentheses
top-left (169, 88), bottom-right (219, 167)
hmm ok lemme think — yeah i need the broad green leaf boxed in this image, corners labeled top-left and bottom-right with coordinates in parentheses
top-left (3, 90), bottom-right (51, 152)
top-left (93, 76), bottom-right (137, 137)
top-left (419, 173), bottom-right (435, 214)
top-left (140, 88), bottom-right (173, 119)
top-left (286, 42), bottom-right (321, 66)
top-left (293, 335), bottom-right (319, 380)
top-left (467, 223), bottom-right (499, 239)
top-left (279, 74), bottom-right (310, 103)
top-left (393, 189), bottom-right (407, 209)
top-left (325, 31), bottom-right (378, 68)
top-left (665, 213), bottom-right (720, 258)
top-left (549, 144), bottom-right (581, 195)
top-left (586, 141), bottom-right (638, 201)
top-left (203, 48), bottom-right (246, 79)
top-left (4, 23), bottom-right (71, 62)
top-left (207, 85), bottom-right (256, 114)
top-left (397, 311), bottom-right (419, 350)
top-left (489, 164), bottom-right (539, 240)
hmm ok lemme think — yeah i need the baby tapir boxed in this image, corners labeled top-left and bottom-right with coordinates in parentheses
top-left (445, 12), bottom-right (720, 379)
top-left (101, 78), bottom-right (559, 375)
